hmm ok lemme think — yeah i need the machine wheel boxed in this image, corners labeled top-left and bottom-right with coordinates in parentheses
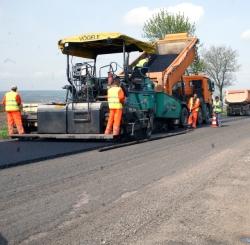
top-left (197, 109), bottom-right (203, 125)
top-left (180, 107), bottom-right (189, 127)
top-left (145, 113), bottom-right (154, 138)
top-left (152, 120), bottom-right (168, 133)
top-left (119, 124), bottom-right (128, 140)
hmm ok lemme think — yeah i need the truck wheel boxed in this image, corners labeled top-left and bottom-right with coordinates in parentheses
top-left (240, 110), bottom-right (245, 116)
top-left (204, 106), bottom-right (211, 124)
top-left (197, 109), bottom-right (203, 125)
top-left (180, 107), bottom-right (188, 127)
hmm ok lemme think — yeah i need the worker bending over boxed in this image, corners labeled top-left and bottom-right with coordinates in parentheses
top-left (2, 85), bottom-right (24, 135)
top-left (188, 93), bottom-right (200, 128)
top-left (105, 77), bottom-right (125, 136)
top-left (213, 96), bottom-right (222, 127)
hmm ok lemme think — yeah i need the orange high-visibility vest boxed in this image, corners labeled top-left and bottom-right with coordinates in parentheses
top-left (188, 97), bottom-right (200, 112)
top-left (107, 87), bottom-right (123, 109)
top-left (5, 91), bottom-right (20, 111)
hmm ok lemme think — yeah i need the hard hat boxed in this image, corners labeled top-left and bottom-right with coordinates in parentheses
top-left (11, 85), bottom-right (17, 90)
top-left (112, 77), bottom-right (120, 85)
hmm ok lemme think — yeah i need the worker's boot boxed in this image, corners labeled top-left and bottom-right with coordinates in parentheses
top-left (104, 127), bottom-right (112, 135)
top-left (113, 126), bottom-right (120, 136)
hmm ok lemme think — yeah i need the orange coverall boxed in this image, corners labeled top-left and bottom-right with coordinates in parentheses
top-left (105, 86), bottom-right (125, 136)
top-left (188, 97), bottom-right (200, 128)
top-left (2, 91), bottom-right (24, 135)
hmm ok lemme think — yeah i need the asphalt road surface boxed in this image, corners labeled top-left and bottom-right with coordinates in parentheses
top-left (0, 116), bottom-right (244, 168)
top-left (1, 118), bottom-right (250, 245)
top-left (0, 140), bottom-right (110, 168)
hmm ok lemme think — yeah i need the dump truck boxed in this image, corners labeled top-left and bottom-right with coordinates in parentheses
top-left (14, 32), bottom-right (213, 140)
top-left (225, 89), bottom-right (250, 116)
top-left (133, 33), bottom-right (214, 125)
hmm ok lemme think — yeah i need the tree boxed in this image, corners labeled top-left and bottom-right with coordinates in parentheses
top-left (189, 56), bottom-right (206, 74)
top-left (188, 43), bottom-right (206, 74)
top-left (143, 9), bottom-right (196, 41)
top-left (202, 46), bottom-right (240, 101)
top-left (143, 9), bottom-right (205, 74)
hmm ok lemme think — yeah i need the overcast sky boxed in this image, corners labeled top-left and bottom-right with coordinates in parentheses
top-left (0, 0), bottom-right (249, 91)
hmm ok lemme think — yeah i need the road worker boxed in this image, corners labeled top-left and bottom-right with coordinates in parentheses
top-left (188, 93), bottom-right (200, 128)
top-left (136, 57), bottom-right (149, 68)
top-left (134, 55), bottom-right (150, 76)
top-left (2, 85), bottom-right (24, 135)
top-left (105, 77), bottom-right (125, 136)
top-left (107, 71), bottom-right (114, 88)
top-left (213, 96), bottom-right (222, 127)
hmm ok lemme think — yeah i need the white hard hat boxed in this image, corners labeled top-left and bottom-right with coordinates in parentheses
top-left (11, 85), bottom-right (17, 90)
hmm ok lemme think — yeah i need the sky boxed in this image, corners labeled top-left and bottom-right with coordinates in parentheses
top-left (0, 0), bottom-right (249, 91)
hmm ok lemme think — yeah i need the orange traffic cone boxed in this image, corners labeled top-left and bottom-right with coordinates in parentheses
top-left (211, 114), bottom-right (218, 128)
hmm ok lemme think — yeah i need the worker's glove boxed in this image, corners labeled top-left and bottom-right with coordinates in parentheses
top-left (19, 104), bottom-right (23, 111)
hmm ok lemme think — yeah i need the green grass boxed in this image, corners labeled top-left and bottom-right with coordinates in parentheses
top-left (0, 127), bottom-right (8, 139)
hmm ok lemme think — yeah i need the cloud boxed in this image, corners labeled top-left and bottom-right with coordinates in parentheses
top-left (33, 70), bottom-right (65, 79)
top-left (241, 29), bottom-right (250, 41)
top-left (123, 3), bottom-right (204, 26)
top-left (3, 58), bottom-right (16, 64)
top-left (167, 3), bottom-right (204, 23)
top-left (123, 7), bottom-right (158, 26)
top-left (0, 71), bottom-right (13, 78)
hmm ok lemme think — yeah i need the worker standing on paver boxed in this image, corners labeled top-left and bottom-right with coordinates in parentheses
top-left (2, 85), bottom-right (24, 135)
top-left (188, 93), bottom-right (200, 128)
top-left (107, 71), bottom-right (114, 88)
top-left (134, 55), bottom-right (150, 76)
top-left (105, 77), bottom-right (125, 136)
top-left (213, 96), bottom-right (223, 127)
top-left (136, 57), bottom-right (149, 68)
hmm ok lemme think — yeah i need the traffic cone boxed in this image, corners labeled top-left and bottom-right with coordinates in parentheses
top-left (211, 114), bottom-right (218, 128)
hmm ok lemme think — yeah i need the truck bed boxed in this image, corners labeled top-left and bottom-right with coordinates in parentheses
top-left (226, 90), bottom-right (250, 104)
top-left (148, 54), bottom-right (178, 72)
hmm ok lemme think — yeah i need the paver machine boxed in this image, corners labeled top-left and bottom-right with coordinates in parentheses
top-left (18, 33), bottom-right (159, 140)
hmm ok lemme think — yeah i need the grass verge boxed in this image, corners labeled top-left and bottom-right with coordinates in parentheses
top-left (0, 112), bottom-right (8, 139)
top-left (0, 127), bottom-right (8, 139)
